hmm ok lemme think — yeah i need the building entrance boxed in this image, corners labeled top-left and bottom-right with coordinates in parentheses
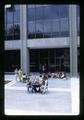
top-left (30, 48), bottom-right (70, 73)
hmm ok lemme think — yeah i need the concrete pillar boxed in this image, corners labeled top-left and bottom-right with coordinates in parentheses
top-left (20, 5), bottom-right (30, 75)
top-left (69, 5), bottom-right (78, 77)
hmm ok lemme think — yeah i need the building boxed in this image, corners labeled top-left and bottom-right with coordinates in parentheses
top-left (4, 4), bottom-right (80, 77)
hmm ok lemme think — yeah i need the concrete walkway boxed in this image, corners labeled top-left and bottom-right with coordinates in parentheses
top-left (4, 75), bottom-right (79, 115)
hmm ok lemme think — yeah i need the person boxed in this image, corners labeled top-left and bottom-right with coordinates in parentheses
top-left (14, 68), bottom-right (18, 81)
top-left (40, 74), bottom-right (48, 93)
top-left (44, 63), bottom-right (48, 73)
top-left (59, 72), bottom-right (66, 79)
top-left (18, 68), bottom-right (22, 82)
top-left (42, 65), bottom-right (45, 73)
top-left (39, 64), bottom-right (42, 74)
top-left (22, 73), bottom-right (27, 83)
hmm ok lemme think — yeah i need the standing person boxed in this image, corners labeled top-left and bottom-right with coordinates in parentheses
top-left (18, 68), bottom-right (22, 82)
top-left (42, 64), bottom-right (45, 74)
top-left (39, 64), bottom-right (42, 74)
top-left (14, 68), bottom-right (18, 81)
top-left (44, 63), bottom-right (48, 73)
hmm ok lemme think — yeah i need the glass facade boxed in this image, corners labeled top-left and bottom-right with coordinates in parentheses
top-left (5, 5), bottom-right (20, 40)
top-left (5, 5), bottom-right (80, 40)
top-left (4, 5), bottom-right (80, 74)
top-left (76, 5), bottom-right (80, 36)
top-left (30, 49), bottom-right (70, 72)
top-left (5, 50), bottom-right (20, 72)
top-left (27, 5), bottom-right (69, 39)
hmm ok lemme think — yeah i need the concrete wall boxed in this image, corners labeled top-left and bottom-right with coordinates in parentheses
top-left (5, 37), bottom-right (80, 50)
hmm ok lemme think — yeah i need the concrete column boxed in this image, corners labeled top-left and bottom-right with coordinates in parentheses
top-left (20, 5), bottom-right (30, 75)
top-left (69, 5), bottom-right (78, 77)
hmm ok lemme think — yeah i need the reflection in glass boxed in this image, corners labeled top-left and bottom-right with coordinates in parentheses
top-left (52, 19), bottom-right (60, 37)
top-left (7, 11), bottom-right (13, 24)
top-left (7, 24), bottom-right (14, 34)
top-left (28, 21), bottom-right (35, 39)
top-left (77, 17), bottom-right (80, 36)
top-left (44, 5), bottom-right (59, 19)
top-left (36, 6), bottom-right (44, 20)
top-left (28, 5), bottom-right (35, 8)
top-left (44, 20), bottom-right (52, 32)
top-left (76, 5), bottom-right (80, 17)
top-left (60, 5), bottom-right (69, 18)
top-left (14, 10), bottom-right (20, 23)
top-left (28, 21), bottom-right (35, 33)
top-left (60, 18), bottom-right (69, 37)
top-left (27, 8), bottom-right (35, 21)
top-left (36, 20), bottom-right (43, 38)
top-left (14, 24), bottom-right (20, 39)
top-left (14, 5), bottom-right (20, 10)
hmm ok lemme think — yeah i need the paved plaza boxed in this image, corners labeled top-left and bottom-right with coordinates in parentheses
top-left (4, 75), bottom-right (79, 115)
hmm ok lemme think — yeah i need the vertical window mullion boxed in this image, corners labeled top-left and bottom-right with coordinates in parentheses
top-left (13, 8), bottom-right (14, 40)
top-left (35, 5), bottom-right (36, 39)
top-left (43, 5), bottom-right (44, 38)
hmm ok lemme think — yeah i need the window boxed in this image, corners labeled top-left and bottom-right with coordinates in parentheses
top-left (28, 21), bottom-right (35, 33)
top-left (60, 18), bottom-right (69, 37)
top-left (28, 21), bottom-right (35, 38)
top-left (7, 24), bottom-right (14, 35)
top-left (7, 11), bottom-right (13, 24)
top-left (28, 5), bottom-right (35, 8)
top-left (60, 5), bottom-right (69, 18)
top-left (14, 24), bottom-right (20, 39)
top-left (36, 6), bottom-right (44, 20)
top-left (77, 17), bottom-right (80, 36)
top-left (44, 20), bottom-right (52, 32)
top-left (14, 5), bottom-right (20, 10)
top-left (44, 20), bottom-right (52, 38)
top-left (76, 5), bottom-right (80, 36)
top-left (44, 5), bottom-right (59, 19)
top-left (76, 5), bottom-right (80, 17)
top-left (14, 10), bottom-right (20, 23)
top-left (36, 20), bottom-right (43, 38)
top-left (52, 19), bottom-right (60, 37)
top-left (5, 5), bottom-right (20, 40)
top-left (27, 7), bottom-right (35, 21)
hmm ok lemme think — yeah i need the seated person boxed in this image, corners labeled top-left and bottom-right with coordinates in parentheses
top-left (40, 74), bottom-right (48, 93)
top-left (59, 72), bottom-right (66, 79)
top-left (22, 73), bottom-right (27, 83)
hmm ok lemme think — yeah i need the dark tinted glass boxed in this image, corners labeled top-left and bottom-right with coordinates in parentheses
top-left (77, 17), bottom-right (80, 36)
top-left (76, 5), bottom-right (80, 17)
top-left (13, 24), bottom-right (20, 35)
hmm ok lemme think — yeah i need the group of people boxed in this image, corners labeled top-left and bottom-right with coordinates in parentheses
top-left (27, 73), bottom-right (48, 93)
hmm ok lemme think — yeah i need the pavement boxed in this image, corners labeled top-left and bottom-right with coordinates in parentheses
top-left (4, 75), bottom-right (79, 115)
